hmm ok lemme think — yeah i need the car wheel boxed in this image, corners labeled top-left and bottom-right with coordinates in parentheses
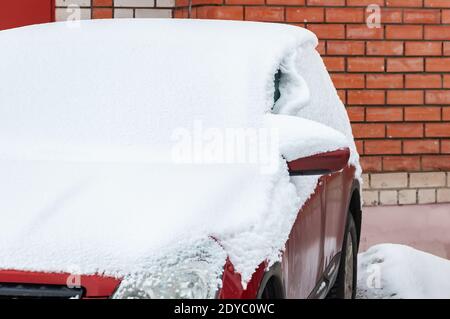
top-left (326, 213), bottom-right (357, 299)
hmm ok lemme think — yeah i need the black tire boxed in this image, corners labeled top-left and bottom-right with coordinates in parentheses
top-left (326, 213), bottom-right (358, 299)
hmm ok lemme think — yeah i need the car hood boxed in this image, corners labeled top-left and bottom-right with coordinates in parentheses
top-left (0, 159), bottom-right (293, 277)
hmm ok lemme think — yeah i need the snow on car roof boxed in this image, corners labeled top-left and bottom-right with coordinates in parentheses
top-left (0, 19), bottom-right (357, 287)
top-left (0, 19), bottom-right (317, 157)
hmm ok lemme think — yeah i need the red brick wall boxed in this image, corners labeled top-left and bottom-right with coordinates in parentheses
top-left (55, 1), bottom-right (173, 20)
top-left (174, 0), bottom-right (450, 176)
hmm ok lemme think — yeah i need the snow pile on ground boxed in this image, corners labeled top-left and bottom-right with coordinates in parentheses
top-left (0, 19), bottom-right (358, 287)
top-left (358, 244), bottom-right (450, 299)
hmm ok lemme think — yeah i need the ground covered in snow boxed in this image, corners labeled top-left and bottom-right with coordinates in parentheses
top-left (357, 244), bottom-right (450, 299)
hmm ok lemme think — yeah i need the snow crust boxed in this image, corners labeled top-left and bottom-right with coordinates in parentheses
top-left (358, 244), bottom-right (450, 299)
top-left (0, 19), bottom-right (359, 289)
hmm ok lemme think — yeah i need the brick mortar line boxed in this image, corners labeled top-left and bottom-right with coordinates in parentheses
top-left (56, 6), bottom-right (173, 8)
top-left (90, 6), bottom-right (175, 8)
top-left (178, 5), bottom-right (449, 9)
top-left (172, 5), bottom-right (450, 13)
top-left (365, 171), bottom-right (450, 175)
top-left (332, 72), bottom-right (450, 75)
top-left (115, 7), bottom-right (173, 8)
top-left (324, 54), bottom-right (450, 57)
top-left (63, 6), bottom-right (169, 8)
top-left (326, 22), bottom-right (446, 25)
top-left (366, 187), bottom-right (450, 190)
top-left (56, 6), bottom-right (92, 8)
top-left (358, 150), bottom-right (448, 153)
top-left (351, 119), bottom-right (450, 122)
top-left (306, 22), bottom-right (450, 25)
top-left (343, 88), bottom-right (448, 90)
top-left (359, 153), bottom-right (448, 156)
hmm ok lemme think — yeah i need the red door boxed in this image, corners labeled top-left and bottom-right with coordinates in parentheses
top-left (322, 167), bottom-right (354, 270)
top-left (0, 0), bottom-right (54, 31)
top-left (282, 179), bottom-right (325, 298)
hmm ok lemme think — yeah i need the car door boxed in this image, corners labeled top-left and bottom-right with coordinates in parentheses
top-left (322, 167), bottom-right (354, 274)
top-left (281, 176), bottom-right (326, 298)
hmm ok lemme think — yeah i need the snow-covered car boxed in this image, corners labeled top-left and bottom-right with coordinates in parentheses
top-left (0, 19), bottom-right (362, 299)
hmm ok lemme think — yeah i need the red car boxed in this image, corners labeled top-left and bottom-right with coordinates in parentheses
top-left (0, 19), bottom-right (361, 299)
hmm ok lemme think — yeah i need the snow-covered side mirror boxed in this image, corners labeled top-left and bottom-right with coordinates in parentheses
top-left (287, 148), bottom-right (350, 176)
top-left (264, 114), bottom-right (351, 176)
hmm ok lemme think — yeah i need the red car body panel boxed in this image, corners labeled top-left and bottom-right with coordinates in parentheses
top-left (0, 0), bottom-right (54, 31)
top-left (0, 270), bottom-right (121, 298)
top-left (281, 177), bottom-right (325, 298)
top-left (219, 165), bottom-right (357, 299)
top-left (323, 166), bottom-right (355, 271)
top-left (0, 165), bottom-right (357, 299)
top-left (287, 149), bottom-right (350, 174)
top-left (217, 260), bottom-right (265, 299)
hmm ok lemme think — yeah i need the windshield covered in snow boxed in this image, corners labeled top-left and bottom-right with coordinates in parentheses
top-left (0, 19), bottom-right (317, 162)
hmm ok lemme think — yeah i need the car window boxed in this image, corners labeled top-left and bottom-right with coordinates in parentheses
top-left (273, 69), bottom-right (282, 104)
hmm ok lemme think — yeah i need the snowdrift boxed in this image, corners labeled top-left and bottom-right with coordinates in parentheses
top-left (358, 244), bottom-right (450, 299)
